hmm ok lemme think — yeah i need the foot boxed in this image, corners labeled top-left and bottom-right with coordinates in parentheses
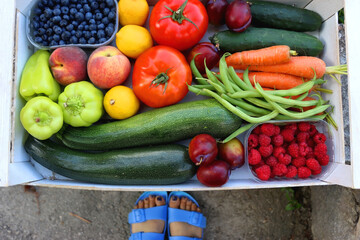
top-left (131, 195), bottom-right (166, 234)
top-left (169, 196), bottom-right (203, 238)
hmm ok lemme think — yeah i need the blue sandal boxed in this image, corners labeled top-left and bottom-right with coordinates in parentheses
top-left (168, 191), bottom-right (206, 240)
top-left (128, 191), bottom-right (168, 240)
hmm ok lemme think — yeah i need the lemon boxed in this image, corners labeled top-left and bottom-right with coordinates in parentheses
top-left (118, 0), bottom-right (149, 26)
top-left (116, 25), bottom-right (153, 59)
top-left (103, 86), bottom-right (140, 120)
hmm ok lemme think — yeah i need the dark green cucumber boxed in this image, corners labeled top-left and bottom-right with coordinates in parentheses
top-left (25, 136), bottom-right (196, 185)
top-left (210, 27), bottom-right (324, 56)
top-left (249, 1), bottom-right (323, 32)
top-left (58, 99), bottom-right (243, 151)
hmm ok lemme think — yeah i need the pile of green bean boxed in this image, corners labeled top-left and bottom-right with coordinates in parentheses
top-left (189, 54), bottom-right (336, 143)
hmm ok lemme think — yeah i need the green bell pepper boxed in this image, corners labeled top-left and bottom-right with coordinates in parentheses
top-left (19, 50), bottom-right (61, 101)
top-left (58, 81), bottom-right (104, 127)
top-left (20, 96), bottom-right (63, 140)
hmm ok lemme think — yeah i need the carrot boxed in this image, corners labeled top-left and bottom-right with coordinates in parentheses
top-left (235, 72), bottom-right (309, 90)
top-left (232, 56), bottom-right (327, 79)
top-left (226, 45), bottom-right (296, 67)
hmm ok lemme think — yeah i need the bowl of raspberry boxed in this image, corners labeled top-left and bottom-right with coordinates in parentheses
top-left (245, 120), bottom-right (335, 182)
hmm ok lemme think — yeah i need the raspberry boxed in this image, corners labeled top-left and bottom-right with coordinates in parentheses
top-left (314, 143), bottom-right (328, 157)
top-left (259, 145), bottom-right (273, 158)
top-left (274, 125), bottom-right (281, 135)
top-left (307, 138), bottom-right (315, 148)
top-left (306, 148), bottom-right (315, 159)
top-left (248, 134), bottom-right (259, 148)
top-left (313, 133), bottom-right (327, 144)
top-left (312, 168), bottom-right (322, 175)
top-left (260, 123), bottom-right (276, 137)
top-left (255, 165), bottom-right (271, 181)
top-left (252, 126), bottom-right (261, 135)
top-left (285, 123), bottom-right (298, 131)
top-left (296, 132), bottom-right (309, 143)
top-left (278, 153), bottom-right (292, 165)
top-left (272, 163), bottom-right (288, 176)
top-left (292, 157), bottom-right (306, 168)
top-left (306, 158), bottom-right (321, 171)
top-left (285, 165), bottom-right (297, 178)
top-left (259, 134), bottom-right (271, 146)
top-left (281, 128), bottom-right (295, 142)
top-left (298, 122), bottom-right (311, 132)
top-left (248, 149), bottom-right (262, 165)
top-left (273, 146), bottom-right (286, 158)
top-left (287, 143), bottom-right (299, 158)
top-left (298, 166), bottom-right (312, 179)
top-left (253, 160), bottom-right (265, 171)
top-left (272, 134), bottom-right (284, 147)
top-left (317, 154), bottom-right (329, 166)
top-left (309, 124), bottom-right (318, 136)
top-left (299, 142), bottom-right (309, 157)
top-left (265, 156), bottom-right (278, 167)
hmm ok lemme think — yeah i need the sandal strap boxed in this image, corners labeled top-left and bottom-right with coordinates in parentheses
top-left (129, 232), bottom-right (164, 240)
top-left (128, 205), bottom-right (167, 224)
top-left (168, 208), bottom-right (206, 228)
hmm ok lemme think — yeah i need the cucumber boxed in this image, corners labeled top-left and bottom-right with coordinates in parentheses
top-left (249, 1), bottom-right (323, 32)
top-left (58, 99), bottom-right (243, 151)
top-left (210, 27), bottom-right (324, 56)
top-left (25, 136), bottom-right (196, 185)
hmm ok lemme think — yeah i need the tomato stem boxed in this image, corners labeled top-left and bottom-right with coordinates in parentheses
top-left (158, 0), bottom-right (199, 30)
top-left (150, 68), bottom-right (173, 94)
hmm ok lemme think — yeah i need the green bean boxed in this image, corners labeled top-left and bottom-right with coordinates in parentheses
top-left (187, 85), bottom-right (211, 97)
top-left (228, 67), bottom-right (253, 91)
top-left (242, 68), bottom-right (254, 88)
top-left (190, 54), bottom-right (207, 85)
top-left (203, 89), bottom-right (279, 123)
top-left (207, 79), bottom-right (226, 94)
top-left (222, 123), bottom-right (256, 143)
top-left (227, 71), bottom-right (242, 92)
top-left (222, 94), bottom-right (272, 116)
top-left (190, 84), bottom-right (216, 91)
top-left (219, 53), bottom-right (235, 94)
top-left (205, 64), bottom-right (226, 89)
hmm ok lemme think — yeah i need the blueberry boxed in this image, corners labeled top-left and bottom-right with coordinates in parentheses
top-left (85, 12), bottom-right (92, 20)
top-left (70, 36), bottom-right (78, 44)
top-left (48, 36), bottom-right (53, 42)
top-left (101, 17), bottom-right (109, 25)
top-left (34, 8), bottom-right (42, 15)
top-left (33, 30), bottom-right (39, 36)
top-left (63, 15), bottom-right (70, 21)
top-left (105, 26), bottom-right (113, 36)
top-left (53, 25), bottom-right (62, 34)
top-left (83, 4), bottom-right (91, 12)
top-left (71, 20), bottom-right (78, 27)
top-left (108, 11), bottom-right (115, 20)
top-left (53, 15), bottom-right (61, 23)
top-left (46, 28), bottom-right (53, 36)
top-left (91, 30), bottom-right (97, 37)
top-left (44, 8), bottom-right (52, 18)
top-left (89, 19), bottom-right (96, 24)
top-left (84, 25), bottom-right (89, 30)
top-left (88, 37), bottom-right (96, 44)
top-left (41, 0), bottom-right (48, 6)
top-left (89, 24), bottom-right (96, 31)
top-left (61, 6), bottom-right (69, 14)
top-left (53, 34), bottom-right (60, 41)
top-left (53, 8), bottom-right (61, 16)
top-left (48, 0), bottom-right (55, 7)
top-left (100, 3), bottom-right (106, 9)
top-left (99, 37), bottom-right (107, 43)
top-left (54, 4), bottom-right (61, 8)
top-left (39, 21), bottom-right (45, 27)
top-left (71, 0), bottom-right (77, 3)
top-left (61, 0), bottom-right (69, 6)
top-left (88, 0), bottom-right (95, 3)
top-left (79, 37), bottom-right (87, 44)
top-left (44, 23), bottom-right (49, 29)
top-left (75, 12), bottom-right (84, 22)
top-left (61, 31), bottom-right (71, 40)
top-left (59, 19), bottom-right (68, 27)
top-left (34, 15), bottom-right (41, 22)
top-left (84, 31), bottom-right (91, 39)
top-left (75, 30), bottom-right (82, 38)
top-left (78, 24), bottom-right (84, 30)
top-left (42, 40), bottom-right (49, 46)
top-left (70, 8), bottom-right (77, 15)
top-left (94, 9), bottom-right (101, 14)
top-left (95, 12), bottom-right (102, 20)
top-left (50, 40), bottom-right (58, 46)
top-left (97, 23), bottom-right (105, 29)
top-left (54, 0), bottom-right (60, 3)
top-left (90, 2), bottom-right (99, 9)
top-left (38, 28), bottom-right (46, 35)
top-left (106, 0), bottom-right (114, 7)
top-left (59, 40), bottom-right (65, 45)
top-left (71, 30), bottom-right (76, 35)
top-left (37, 2), bottom-right (44, 9)
top-left (80, 0), bottom-right (87, 3)
top-left (108, 22), bottom-right (114, 28)
top-left (103, 8), bottom-right (110, 15)
top-left (41, 34), bottom-right (48, 40)
top-left (35, 37), bottom-right (43, 43)
top-left (31, 20), bottom-right (40, 29)
top-left (40, 14), bottom-right (47, 22)
top-left (49, 22), bottom-right (54, 27)
top-left (97, 29), bottom-right (105, 39)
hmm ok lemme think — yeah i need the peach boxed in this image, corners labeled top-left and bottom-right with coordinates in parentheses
top-left (87, 46), bottom-right (131, 89)
top-left (49, 47), bottom-right (88, 86)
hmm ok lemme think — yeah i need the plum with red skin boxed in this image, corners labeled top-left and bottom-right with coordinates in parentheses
top-left (206, 0), bottom-right (229, 26)
top-left (218, 138), bottom-right (245, 169)
top-left (187, 42), bottom-right (221, 75)
top-left (188, 134), bottom-right (218, 166)
top-left (225, 0), bottom-right (252, 32)
top-left (197, 160), bottom-right (231, 187)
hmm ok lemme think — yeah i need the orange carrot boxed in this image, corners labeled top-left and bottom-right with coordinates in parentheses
top-left (235, 72), bottom-right (309, 90)
top-left (232, 56), bottom-right (326, 79)
top-left (226, 45), bottom-right (295, 67)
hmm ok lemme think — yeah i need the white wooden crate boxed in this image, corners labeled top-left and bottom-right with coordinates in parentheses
top-left (0, 0), bottom-right (357, 190)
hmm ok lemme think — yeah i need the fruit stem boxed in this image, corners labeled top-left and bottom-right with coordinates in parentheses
top-left (158, 0), bottom-right (199, 29)
top-left (150, 68), bottom-right (172, 94)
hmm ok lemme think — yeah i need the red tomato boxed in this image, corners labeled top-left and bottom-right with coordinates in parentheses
top-left (149, 0), bottom-right (209, 51)
top-left (132, 46), bottom-right (192, 108)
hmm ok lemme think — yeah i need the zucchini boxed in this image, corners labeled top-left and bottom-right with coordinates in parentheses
top-left (210, 27), bottom-right (324, 56)
top-left (58, 99), bottom-right (243, 151)
top-left (25, 136), bottom-right (196, 185)
top-left (249, 1), bottom-right (323, 32)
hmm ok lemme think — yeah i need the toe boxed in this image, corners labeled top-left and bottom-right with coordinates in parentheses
top-left (149, 195), bottom-right (155, 208)
top-left (155, 196), bottom-right (166, 206)
top-left (138, 200), bottom-right (144, 209)
top-left (196, 207), bottom-right (201, 213)
top-left (169, 195), bottom-right (180, 208)
top-left (191, 203), bottom-right (197, 212)
top-left (144, 198), bottom-right (149, 208)
top-left (186, 199), bottom-right (192, 211)
top-left (180, 197), bottom-right (187, 210)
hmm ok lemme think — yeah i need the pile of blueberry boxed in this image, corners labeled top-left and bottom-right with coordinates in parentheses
top-left (31, 0), bottom-right (117, 46)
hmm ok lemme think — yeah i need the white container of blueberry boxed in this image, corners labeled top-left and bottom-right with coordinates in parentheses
top-left (25, 0), bottom-right (119, 49)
